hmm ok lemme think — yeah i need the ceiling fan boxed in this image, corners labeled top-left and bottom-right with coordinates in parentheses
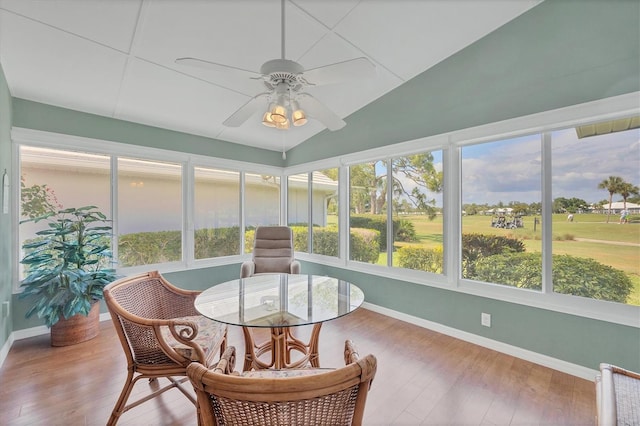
top-left (175, 0), bottom-right (375, 132)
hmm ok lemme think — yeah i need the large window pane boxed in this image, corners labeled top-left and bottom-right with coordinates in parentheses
top-left (461, 136), bottom-right (542, 288)
top-left (194, 167), bottom-right (240, 259)
top-left (118, 158), bottom-right (182, 267)
top-left (288, 173), bottom-right (309, 253)
top-left (551, 124), bottom-right (640, 305)
top-left (245, 173), bottom-right (280, 251)
top-left (20, 146), bottom-right (112, 277)
top-left (391, 151), bottom-right (444, 273)
top-left (349, 161), bottom-right (386, 264)
top-left (312, 169), bottom-right (339, 257)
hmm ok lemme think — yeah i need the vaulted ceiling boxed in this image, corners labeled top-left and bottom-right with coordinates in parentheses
top-left (0, 0), bottom-right (541, 152)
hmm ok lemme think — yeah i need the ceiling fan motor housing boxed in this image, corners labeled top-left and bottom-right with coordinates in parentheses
top-left (260, 59), bottom-right (304, 86)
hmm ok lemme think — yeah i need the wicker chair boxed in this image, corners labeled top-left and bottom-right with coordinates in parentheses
top-left (596, 363), bottom-right (640, 426)
top-left (104, 271), bottom-right (227, 426)
top-left (241, 226), bottom-right (301, 278)
top-left (187, 340), bottom-right (377, 426)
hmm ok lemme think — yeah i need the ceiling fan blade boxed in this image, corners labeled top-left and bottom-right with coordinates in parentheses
top-left (175, 57), bottom-right (262, 80)
top-left (297, 93), bottom-right (346, 131)
top-left (223, 93), bottom-right (270, 127)
top-left (302, 57), bottom-right (376, 87)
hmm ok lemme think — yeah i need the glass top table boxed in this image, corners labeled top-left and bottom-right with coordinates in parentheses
top-left (195, 273), bottom-right (364, 370)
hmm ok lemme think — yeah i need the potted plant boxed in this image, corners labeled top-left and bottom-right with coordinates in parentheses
top-left (19, 205), bottom-right (117, 346)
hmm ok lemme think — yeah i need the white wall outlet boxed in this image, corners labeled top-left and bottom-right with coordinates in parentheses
top-left (481, 312), bottom-right (491, 327)
top-left (2, 301), bottom-right (9, 318)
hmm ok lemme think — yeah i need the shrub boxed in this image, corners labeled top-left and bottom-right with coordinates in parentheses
top-left (290, 225), bottom-right (309, 252)
top-left (397, 246), bottom-right (443, 273)
top-left (312, 228), bottom-right (339, 257)
top-left (350, 215), bottom-right (418, 250)
top-left (395, 219), bottom-right (417, 242)
top-left (195, 226), bottom-right (241, 258)
top-left (461, 233), bottom-right (526, 278)
top-left (349, 228), bottom-right (380, 263)
top-left (473, 252), bottom-right (632, 303)
top-left (350, 215), bottom-right (388, 250)
top-left (118, 230), bottom-right (181, 267)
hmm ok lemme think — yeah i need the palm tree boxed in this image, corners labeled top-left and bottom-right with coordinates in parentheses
top-left (618, 182), bottom-right (639, 210)
top-left (598, 176), bottom-right (624, 223)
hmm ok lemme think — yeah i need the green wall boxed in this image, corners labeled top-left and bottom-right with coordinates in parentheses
top-left (0, 64), bottom-right (13, 351)
top-left (12, 98), bottom-right (285, 167)
top-left (300, 262), bottom-right (640, 372)
top-left (287, 0), bottom-right (640, 165)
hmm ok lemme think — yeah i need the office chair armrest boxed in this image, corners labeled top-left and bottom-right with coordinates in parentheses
top-left (240, 261), bottom-right (255, 278)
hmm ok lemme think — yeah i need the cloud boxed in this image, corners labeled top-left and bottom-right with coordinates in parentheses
top-left (461, 128), bottom-right (640, 205)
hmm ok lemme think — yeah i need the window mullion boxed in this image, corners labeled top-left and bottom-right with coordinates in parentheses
top-left (386, 158), bottom-right (393, 267)
top-left (541, 132), bottom-right (553, 294)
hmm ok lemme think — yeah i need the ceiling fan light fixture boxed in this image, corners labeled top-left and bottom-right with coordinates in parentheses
top-left (262, 111), bottom-right (276, 127)
top-left (275, 119), bottom-right (290, 130)
top-left (270, 104), bottom-right (288, 123)
top-left (292, 108), bottom-right (307, 127)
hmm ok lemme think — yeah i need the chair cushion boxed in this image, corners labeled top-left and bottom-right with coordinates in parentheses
top-left (254, 257), bottom-right (293, 274)
top-left (161, 315), bottom-right (226, 361)
top-left (241, 368), bottom-right (335, 379)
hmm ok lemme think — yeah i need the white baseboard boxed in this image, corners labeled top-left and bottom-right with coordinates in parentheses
top-left (0, 332), bottom-right (15, 370)
top-left (0, 313), bottom-right (112, 369)
top-left (362, 302), bottom-right (598, 381)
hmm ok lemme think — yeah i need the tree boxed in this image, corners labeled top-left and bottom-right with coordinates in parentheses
top-left (618, 182), bottom-right (639, 210)
top-left (349, 154), bottom-right (442, 218)
top-left (598, 176), bottom-right (624, 223)
top-left (553, 197), bottom-right (589, 214)
top-left (20, 176), bottom-right (62, 219)
top-left (391, 154), bottom-right (442, 219)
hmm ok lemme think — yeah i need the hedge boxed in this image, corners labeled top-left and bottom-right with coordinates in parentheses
top-left (350, 214), bottom-right (417, 251)
top-left (473, 252), bottom-right (632, 303)
top-left (118, 225), bottom-right (378, 266)
top-left (397, 246), bottom-right (443, 273)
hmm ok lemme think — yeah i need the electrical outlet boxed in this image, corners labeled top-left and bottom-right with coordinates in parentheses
top-left (481, 312), bottom-right (491, 327)
top-left (2, 301), bottom-right (9, 318)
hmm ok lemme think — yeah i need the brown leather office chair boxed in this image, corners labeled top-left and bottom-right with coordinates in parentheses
top-left (104, 271), bottom-right (227, 425)
top-left (187, 340), bottom-right (377, 426)
top-left (241, 226), bottom-right (301, 278)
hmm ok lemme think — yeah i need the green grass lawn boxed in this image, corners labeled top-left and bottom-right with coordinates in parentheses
top-left (370, 213), bottom-right (640, 305)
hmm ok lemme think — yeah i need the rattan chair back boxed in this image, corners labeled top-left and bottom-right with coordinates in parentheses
top-left (187, 340), bottom-right (376, 426)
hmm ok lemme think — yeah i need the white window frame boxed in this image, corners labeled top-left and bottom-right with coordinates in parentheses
top-left (12, 92), bottom-right (640, 327)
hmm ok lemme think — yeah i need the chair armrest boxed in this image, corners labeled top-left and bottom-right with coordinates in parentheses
top-left (241, 261), bottom-right (255, 278)
top-left (213, 346), bottom-right (237, 374)
top-left (344, 339), bottom-right (360, 365)
top-left (290, 260), bottom-right (301, 274)
top-left (157, 317), bottom-right (207, 363)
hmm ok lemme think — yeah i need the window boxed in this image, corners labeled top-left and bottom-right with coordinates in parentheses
top-left (461, 135), bottom-right (542, 288)
top-left (117, 157), bottom-right (183, 267)
top-left (349, 160), bottom-right (387, 264)
top-left (312, 169), bottom-right (339, 257)
top-left (391, 151), bottom-right (444, 273)
top-left (288, 173), bottom-right (309, 253)
top-left (19, 146), bottom-right (112, 277)
top-left (551, 125), bottom-right (640, 305)
top-left (194, 167), bottom-right (240, 259)
top-left (245, 173), bottom-right (280, 252)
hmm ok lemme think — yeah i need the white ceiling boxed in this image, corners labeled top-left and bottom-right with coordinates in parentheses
top-left (0, 0), bottom-right (540, 153)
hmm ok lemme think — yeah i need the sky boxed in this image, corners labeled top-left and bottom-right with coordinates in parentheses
top-left (462, 127), bottom-right (640, 206)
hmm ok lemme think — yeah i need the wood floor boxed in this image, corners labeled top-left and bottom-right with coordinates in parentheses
top-left (0, 308), bottom-right (596, 425)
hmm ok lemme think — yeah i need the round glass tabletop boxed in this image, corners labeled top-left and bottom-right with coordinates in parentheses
top-left (195, 273), bottom-right (364, 328)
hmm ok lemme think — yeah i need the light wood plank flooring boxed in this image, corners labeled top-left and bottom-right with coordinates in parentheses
top-left (0, 308), bottom-right (596, 425)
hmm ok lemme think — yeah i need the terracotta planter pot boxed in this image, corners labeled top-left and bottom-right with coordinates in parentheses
top-left (50, 302), bottom-right (100, 347)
